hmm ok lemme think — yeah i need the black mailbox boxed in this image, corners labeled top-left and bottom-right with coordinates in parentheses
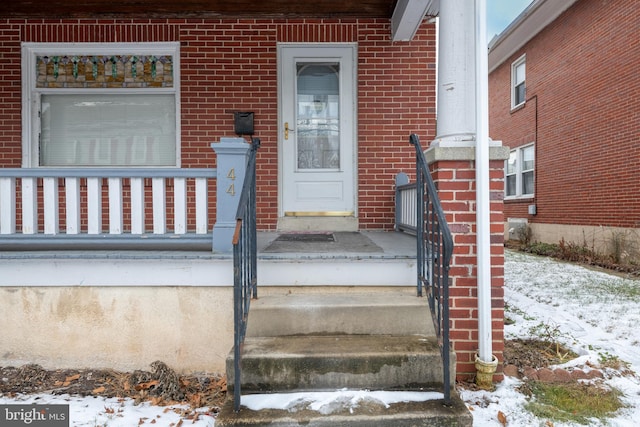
top-left (234, 112), bottom-right (254, 135)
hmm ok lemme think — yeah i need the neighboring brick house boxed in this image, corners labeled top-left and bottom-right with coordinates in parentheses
top-left (489, 0), bottom-right (640, 260)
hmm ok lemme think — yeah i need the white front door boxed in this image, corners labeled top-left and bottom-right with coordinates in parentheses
top-left (278, 44), bottom-right (357, 230)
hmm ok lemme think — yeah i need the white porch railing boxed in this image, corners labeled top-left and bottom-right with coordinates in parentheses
top-left (395, 172), bottom-right (418, 233)
top-left (0, 168), bottom-right (216, 250)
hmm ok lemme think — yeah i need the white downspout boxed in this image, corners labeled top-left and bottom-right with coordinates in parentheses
top-left (474, 0), bottom-right (496, 379)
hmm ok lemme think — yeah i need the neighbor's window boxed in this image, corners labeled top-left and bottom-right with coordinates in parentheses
top-left (511, 54), bottom-right (526, 108)
top-left (22, 42), bottom-right (180, 167)
top-left (505, 144), bottom-right (534, 198)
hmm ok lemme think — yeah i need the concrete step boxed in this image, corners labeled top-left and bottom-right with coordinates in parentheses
top-left (227, 335), bottom-right (454, 393)
top-left (246, 291), bottom-right (434, 337)
top-left (217, 290), bottom-right (472, 426)
top-left (215, 391), bottom-right (473, 427)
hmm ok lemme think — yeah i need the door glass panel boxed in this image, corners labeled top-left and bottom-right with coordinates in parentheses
top-left (296, 63), bottom-right (340, 170)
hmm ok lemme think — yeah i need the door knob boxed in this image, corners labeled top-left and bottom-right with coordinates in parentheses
top-left (284, 122), bottom-right (295, 140)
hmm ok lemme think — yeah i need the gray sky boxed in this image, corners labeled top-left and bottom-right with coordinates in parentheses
top-left (487, 0), bottom-right (532, 39)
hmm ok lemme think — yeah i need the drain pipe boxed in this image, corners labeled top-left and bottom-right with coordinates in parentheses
top-left (474, 0), bottom-right (498, 388)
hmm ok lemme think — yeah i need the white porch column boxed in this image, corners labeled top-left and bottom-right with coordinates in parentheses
top-left (431, 0), bottom-right (476, 147)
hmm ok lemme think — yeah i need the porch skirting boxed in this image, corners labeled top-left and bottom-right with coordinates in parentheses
top-left (1, 285), bottom-right (234, 373)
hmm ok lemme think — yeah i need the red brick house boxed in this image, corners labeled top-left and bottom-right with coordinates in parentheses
top-left (489, 0), bottom-right (640, 260)
top-left (0, 1), bottom-right (506, 419)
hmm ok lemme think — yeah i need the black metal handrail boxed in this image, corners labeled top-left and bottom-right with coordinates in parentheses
top-left (231, 137), bottom-right (260, 412)
top-left (409, 133), bottom-right (454, 405)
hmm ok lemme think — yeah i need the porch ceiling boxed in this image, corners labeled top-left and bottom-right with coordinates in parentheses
top-left (0, 0), bottom-right (398, 19)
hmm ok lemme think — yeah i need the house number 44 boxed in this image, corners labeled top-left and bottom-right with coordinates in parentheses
top-left (226, 168), bottom-right (236, 196)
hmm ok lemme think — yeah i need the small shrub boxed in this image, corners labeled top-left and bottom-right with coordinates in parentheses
top-left (528, 321), bottom-right (576, 363)
top-left (517, 224), bottom-right (533, 246)
top-left (558, 238), bottom-right (592, 262)
top-left (524, 242), bottom-right (559, 257)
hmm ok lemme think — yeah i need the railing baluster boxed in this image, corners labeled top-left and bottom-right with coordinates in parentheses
top-left (130, 177), bottom-right (144, 235)
top-left (195, 178), bottom-right (207, 234)
top-left (108, 177), bottom-right (123, 234)
top-left (87, 177), bottom-right (102, 235)
top-left (43, 177), bottom-right (59, 235)
top-left (0, 177), bottom-right (16, 234)
top-left (174, 177), bottom-right (187, 235)
top-left (152, 177), bottom-right (166, 235)
top-left (22, 177), bottom-right (37, 235)
top-left (65, 177), bottom-right (81, 234)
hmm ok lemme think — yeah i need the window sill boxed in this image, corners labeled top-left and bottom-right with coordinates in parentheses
top-left (510, 102), bottom-right (526, 114)
top-left (504, 196), bottom-right (534, 203)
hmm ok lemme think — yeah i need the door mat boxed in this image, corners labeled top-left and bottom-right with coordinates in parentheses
top-left (264, 232), bottom-right (382, 253)
top-left (275, 233), bottom-right (335, 243)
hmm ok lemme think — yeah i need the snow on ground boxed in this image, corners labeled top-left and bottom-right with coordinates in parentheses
top-left (462, 250), bottom-right (640, 426)
top-left (0, 392), bottom-right (216, 426)
top-left (2, 249), bottom-right (640, 426)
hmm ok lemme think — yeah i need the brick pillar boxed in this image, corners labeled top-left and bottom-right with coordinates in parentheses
top-left (426, 145), bottom-right (510, 381)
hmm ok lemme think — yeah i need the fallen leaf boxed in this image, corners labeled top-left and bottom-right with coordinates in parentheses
top-left (213, 377), bottom-right (227, 392)
top-left (545, 422), bottom-right (554, 427)
top-left (176, 420), bottom-right (183, 427)
top-left (92, 386), bottom-right (106, 394)
top-left (104, 406), bottom-right (115, 414)
top-left (497, 410), bottom-right (507, 426)
top-left (135, 380), bottom-right (159, 391)
top-left (65, 374), bottom-right (81, 383)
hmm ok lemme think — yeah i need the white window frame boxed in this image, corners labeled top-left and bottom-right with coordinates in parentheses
top-left (511, 54), bottom-right (526, 109)
top-left (505, 143), bottom-right (534, 199)
top-left (21, 42), bottom-right (181, 168)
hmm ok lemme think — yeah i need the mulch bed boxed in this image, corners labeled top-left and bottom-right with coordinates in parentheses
top-left (0, 361), bottom-right (227, 413)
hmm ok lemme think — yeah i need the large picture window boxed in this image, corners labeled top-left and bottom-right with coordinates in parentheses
top-left (22, 42), bottom-right (180, 167)
top-left (506, 144), bottom-right (534, 198)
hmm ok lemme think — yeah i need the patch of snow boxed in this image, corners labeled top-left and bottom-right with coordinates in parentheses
top-left (240, 389), bottom-right (443, 414)
top-left (0, 393), bottom-right (215, 426)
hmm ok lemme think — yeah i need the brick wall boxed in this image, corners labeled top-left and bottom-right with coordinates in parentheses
top-left (431, 158), bottom-right (505, 380)
top-left (489, 0), bottom-right (640, 230)
top-left (0, 18), bottom-right (437, 230)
